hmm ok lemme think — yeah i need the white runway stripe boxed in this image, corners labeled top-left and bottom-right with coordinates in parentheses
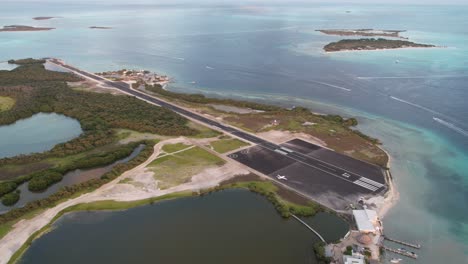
top-left (359, 177), bottom-right (384, 187)
top-left (354, 180), bottom-right (378, 191)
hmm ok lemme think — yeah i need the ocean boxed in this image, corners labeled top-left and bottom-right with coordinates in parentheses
top-left (0, 2), bottom-right (467, 263)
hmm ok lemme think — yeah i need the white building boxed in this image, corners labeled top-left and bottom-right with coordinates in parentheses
top-left (343, 252), bottom-right (365, 264)
top-left (353, 209), bottom-right (379, 233)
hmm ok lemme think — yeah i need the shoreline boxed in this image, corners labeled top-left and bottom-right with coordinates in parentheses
top-left (324, 45), bottom-right (445, 54)
top-left (376, 147), bottom-right (399, 219)
top-left (0, 138), bottom-right (251, 263)
top-left (0, 61), bottom-right (397, 263)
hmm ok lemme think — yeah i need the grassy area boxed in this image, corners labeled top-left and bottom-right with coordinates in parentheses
top-left (161, 143), bottom-right (192, 153)
top-left (0, 96), bottom-right (15, 112)
top-left (216, 175), bottom-right (322, 218)
top-left (224, 111), bottom-right (387, 167)
top-left (115, 129), bottom-right (165, 144)
top-left (0, 141), bottom-right (140, 181)
top-left (210, 138), bottom-right (249, 154)
top-left (188, 122), bottom-right (221, 138)
top-left (118, 178), bottom-right (132, 184)
top-left (148, 146), bottom-right (225, 189)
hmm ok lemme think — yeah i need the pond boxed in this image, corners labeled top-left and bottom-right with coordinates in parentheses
top-left (19, 189), bottom-right (349, 264)
top-left (0, 113), bottom-right (82, 159)
top-left (0, 145), bottom-right (145, 214)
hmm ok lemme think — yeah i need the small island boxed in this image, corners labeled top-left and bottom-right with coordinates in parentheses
top-left (0, 25), bottom-right (54, 32)
top-left (317, 29), bottom-right (407, 38)
top-left (89, 26), bottom-right (112, 29)
top-left (32, 17), bottom-right (55, 20)
top-left (324, 38), bottom-right (436, 52)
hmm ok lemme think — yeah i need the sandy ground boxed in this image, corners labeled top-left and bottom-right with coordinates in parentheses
top-left (0, 137), bottom-right (249, 264)
top-left (67, 80), bottom-right (124, 95)
top-left (256, 129), bottom-right (327, 146)
top-left (367, 147), bottom-right (399, 219)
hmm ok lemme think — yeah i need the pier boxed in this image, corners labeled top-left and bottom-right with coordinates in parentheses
top-left (384, 236), bottom-right (421, 249)
top-left (291, 214), bottom-right (326, 242)
top-left (383, 246), bottom-right (418, 259)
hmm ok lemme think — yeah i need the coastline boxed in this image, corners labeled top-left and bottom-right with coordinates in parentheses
top-left (0, 138), bottom-right (250, 264)
top-left (376, 147), bottom-right (399, 219)
top-left (0, 61), bottom-right (396, 263)
top-left (324, 46), bottom-right (445, 54)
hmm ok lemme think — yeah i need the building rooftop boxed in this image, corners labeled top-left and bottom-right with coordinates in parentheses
top-left (353, 209), bottom-right (378, 233)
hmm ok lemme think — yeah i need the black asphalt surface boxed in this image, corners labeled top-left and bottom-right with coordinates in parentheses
top-left (281, 139), bottom-right (386, 185)
top-left (50, 59), bottom-right (387, 208)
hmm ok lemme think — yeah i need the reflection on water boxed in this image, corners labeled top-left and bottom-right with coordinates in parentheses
top-left (0, 113), bottom-right (82, 159)
top-left (19, 190), bottom-right (349, 264)
top-left (0, 145), bottom-right (144, 214)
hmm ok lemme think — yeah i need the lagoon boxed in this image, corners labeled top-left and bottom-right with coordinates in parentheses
top-left (0, 145), bottom-right (145, 214)
top-left (19, 189), bottom-right (348, 264)
top-left (0, 113), bottom-right (82, 159)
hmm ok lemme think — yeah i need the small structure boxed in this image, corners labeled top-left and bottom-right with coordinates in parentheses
top-left (343, 251), bottom-right (365, 264)
top-left (353, 209), bottom-right (379, 234)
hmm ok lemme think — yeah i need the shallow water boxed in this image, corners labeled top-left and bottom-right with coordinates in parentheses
top-left (0, 113), bottom-right (82, 159)
top-left (19, 190), bottom-right (348, 264)
top-left (1, 2), bottom-right (467, 262)
top-left (0, 145), bottom-right (144, 214)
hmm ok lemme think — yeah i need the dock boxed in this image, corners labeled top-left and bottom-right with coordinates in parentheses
top-left (291, 214), bottom-right (326, 242)
top-left (383, 246), bottom-right (418, 259)
top-left (384, 236), bottom-right (421, 249)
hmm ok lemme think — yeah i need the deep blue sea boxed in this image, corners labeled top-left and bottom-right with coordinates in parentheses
top-left (0, 2), bottom-right (467, 263)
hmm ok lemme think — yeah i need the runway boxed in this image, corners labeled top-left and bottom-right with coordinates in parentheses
top-left (48, 59), bottom-right (387, 209)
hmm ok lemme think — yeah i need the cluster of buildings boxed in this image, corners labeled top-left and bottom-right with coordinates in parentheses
top-left (96, 69), bottom-right (169, 86)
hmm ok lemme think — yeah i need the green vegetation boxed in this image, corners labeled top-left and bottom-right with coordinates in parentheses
top-left (118, 178), bottom-right (132, 184)
top-left (217, 175), bottom-right (322, 218)
top-left (210, 138), bottom-right (249, 153)
top-left (313, 242), bottom-right (332, 264)
top-left (0, 96), bottom-right (15, 112)
top-left (0, 140), bottom-right (154, 229)
top-left (188, 121), bottom-right (221, 138)
top-left (0, 59), bottom-right (199, 198)
top-left (143, 83), bottom-right (280, 111)
top-left (28, 171), bottom-right (63, 192)
top-left (0, 60), bottom-right (195, 165)
top-left (223, 107), bottom-right (387, 167)
top-left (324, 38), bottom-right (435, 52)
top-left (1, 190), bottom-right (20, 206)
top-left (8, 58), bottom-right (46, 65)
top-left (148, 146), bottom-right (225, 189)
top-left (344, 245), bottom-right (353, 255)
top-left (137, 74), bottom-right (387, 166)
top-left (0, 182), bottom-right (17, 197)
top-left (0, 141), bottom-right (143, 194)
top-left (161, 143), bottom-right (192, 153)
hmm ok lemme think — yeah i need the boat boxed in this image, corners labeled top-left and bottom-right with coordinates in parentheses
top-left (390, 258), bottom-right (402, 263)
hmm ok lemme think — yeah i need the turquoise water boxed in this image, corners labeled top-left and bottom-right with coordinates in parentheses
top-left (0, 113), bottom-right (82, 158)
top-left (0, 2), bottom-right (467, 263)
top-left (19, 190), bottom-right (348, 264)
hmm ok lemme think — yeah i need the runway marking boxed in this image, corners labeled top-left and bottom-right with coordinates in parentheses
top-left (359, 177), bottom-right (384, 188)
top-left (274, 149), bottom-right (289, 155)
top-left (49, 59), bottom-right (387, 194)
top-left (280, 147), bottom-right (294, 153)
top-left (354, 180), bottom-right (378, 191)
